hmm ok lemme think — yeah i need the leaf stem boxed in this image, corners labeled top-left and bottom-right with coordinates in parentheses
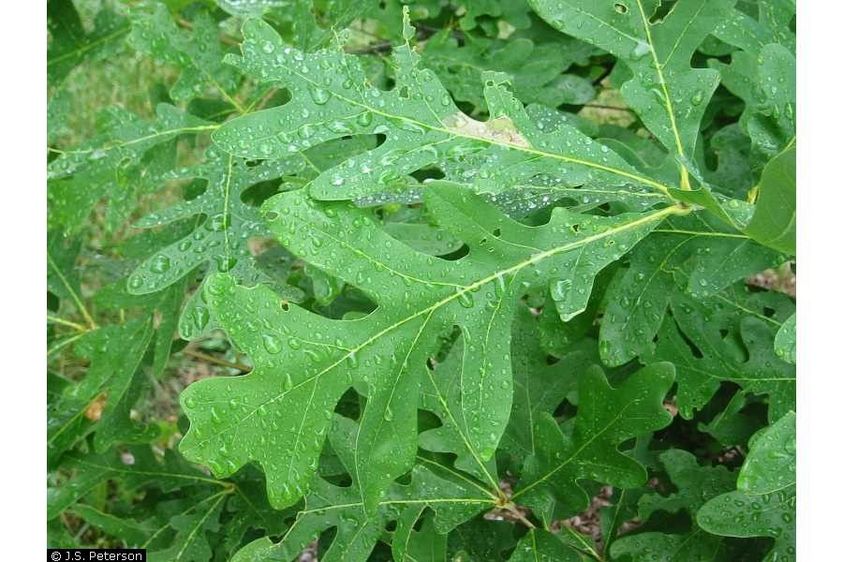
top-left (503, 503), bottom-right (536, 529)
top-left (47, 315), bottom-right (88, 332)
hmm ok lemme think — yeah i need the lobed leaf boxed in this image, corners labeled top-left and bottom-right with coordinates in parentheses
top-left (179, 183), bottom-right (677, 511)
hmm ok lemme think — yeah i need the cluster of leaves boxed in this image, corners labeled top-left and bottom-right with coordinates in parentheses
top-left (48, 0), bottom-right (796, 560)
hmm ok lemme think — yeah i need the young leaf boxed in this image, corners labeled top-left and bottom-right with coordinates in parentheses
top-left (513, 363), bottom-right (675, 523)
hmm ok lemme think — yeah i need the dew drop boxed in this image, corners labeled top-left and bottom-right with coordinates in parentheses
top-left (262, 334), bottom-right (283, 354)
top-left (150, 254), bottom-right (171, 274)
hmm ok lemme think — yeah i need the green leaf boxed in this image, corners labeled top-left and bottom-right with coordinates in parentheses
top-left (711, 1), bottom-right (795, 158)
top-left (774, 313), bottom-right (796, 364)
top-left (48, 0), bottom-right (129, 88)
top-left (611, 530), bottom-right (726, 562)
top-left (69, 504), bottom-right (156, 547)
top-left (599, 212), bottom-right (783, 366)
top-left (699, 390), bottom-right (766, 448)
top-left (647, 290), bottom-right (795, 422)
top-left (179, 184), bottom-right (674, 511)
top-left (148, 493), bottom-right (226, 562)
top-left (418, 334), bottom-right (499, 484)
top-left (48, 104), bottom-right (213, 234)
top-left (420, 30), bottom-right (596, 112)
top-left (745, 143), bottom-right (796, 255)
top-left (639, 449), bottom-right (737, 518)
top-left (47, 233), bottom-right (92, 330)
top-left (611, 449), bottom-right (738, 560)
top-left (48, 320), bottom-right (155, 463)
top-left (459, 0), bottom-right (533, 32)
top-left (126, 148), bottom-right (306, 296)
top-left (129, 4), bottom-right (243, 109)
top-left (212, 17), bottom-right (677, 203)
top-left (697, 412), bottom-right (796, 561)
top-left (508, 529), bottom-right (585, 561)
top-left (513, 363), bottom-right (674, 523)
top-left (499, 306), bottom-right (599, 469)
top-left (231, 415), bottom-right (492, 561)
top-left (529, 0), bottom-right (734, 189)
top-left (447, 518), bottom-right (517, 561)
top-left (48, 446), bottom-right (226, 521)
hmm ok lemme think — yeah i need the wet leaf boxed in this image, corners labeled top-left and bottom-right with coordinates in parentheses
top-left (697, 412), bottom-right (796, 561)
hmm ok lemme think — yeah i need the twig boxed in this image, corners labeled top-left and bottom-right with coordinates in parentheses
top-left (583, 103), bottom-right (635, 113)
top-left (183, 348), bottom-right (252, 372)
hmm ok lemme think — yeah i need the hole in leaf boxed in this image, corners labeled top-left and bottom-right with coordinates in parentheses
top-left (410, 166), bottom-right (444, 183)
top-left (395, 470), bottom-right (413, 485)
top-left (439, 244), bottom-right (469, 261)
top-left (553, 399), bottom-right (577, 419)
top-left (335, 388), bottom-right (363, 421)
top-left (183, 178), bottom-right (209, 201)
top-left (240, 179), bottom-right (282, 207)
top-left (321, 472), bottom-right (352, 487)
top-left (674, 321), bottom-right (704, 359)
top-left (614, 2), bottom-right (629, 14)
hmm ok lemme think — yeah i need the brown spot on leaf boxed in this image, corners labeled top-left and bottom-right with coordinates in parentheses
top-left (442, 114), bottom-right (530, 148)
top-left (84, 393), bottom-right (107, 421)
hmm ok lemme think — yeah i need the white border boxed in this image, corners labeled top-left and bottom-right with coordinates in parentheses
top-left (0, 0), bottom-right (835, 558)
top-left (0, 0), bottom-right (47, 558)
top-left (798, 0), bottom-right (843, 559)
